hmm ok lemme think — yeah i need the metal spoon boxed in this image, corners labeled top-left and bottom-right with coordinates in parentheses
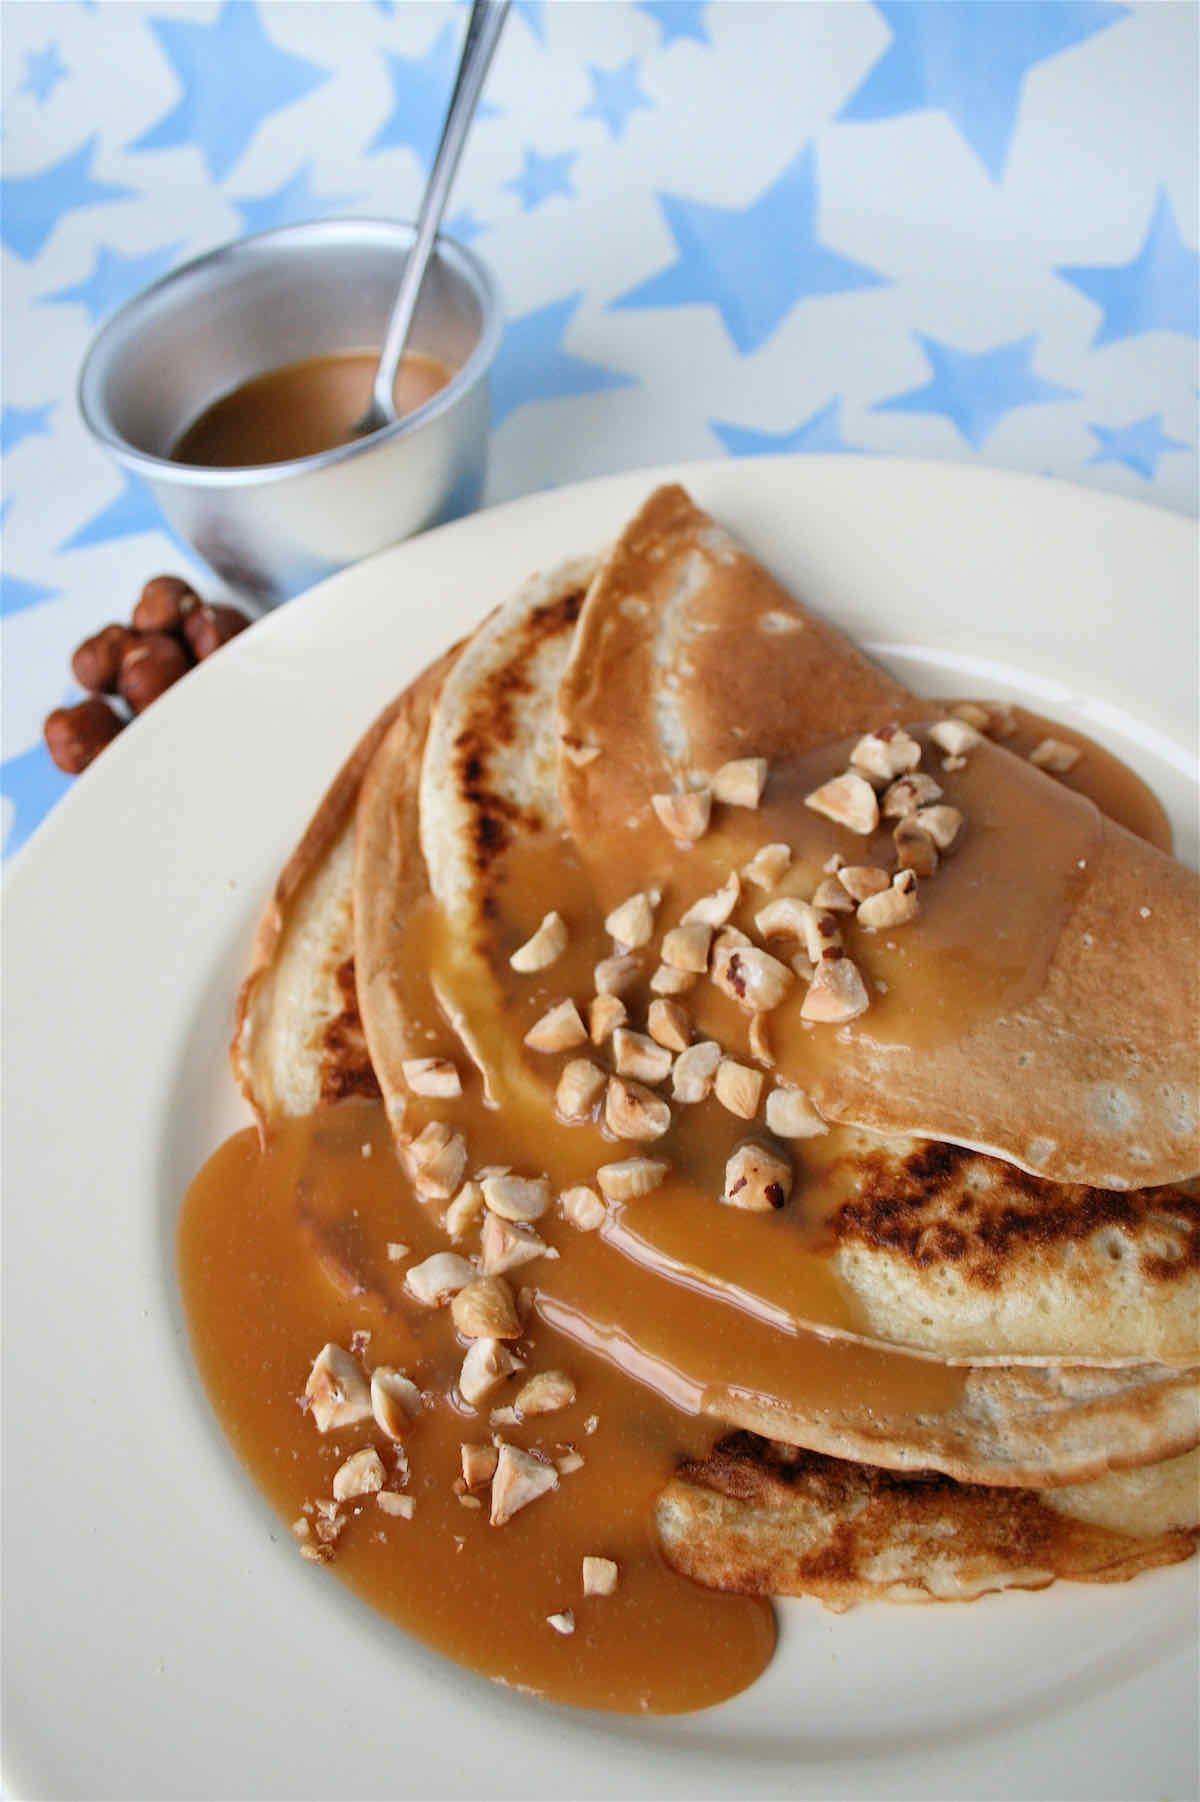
top-left (353, 0), bottom-right (509, 439)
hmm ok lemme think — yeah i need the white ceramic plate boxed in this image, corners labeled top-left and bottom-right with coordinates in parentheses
top-left (4, 458), bottom-right (1197, 1802)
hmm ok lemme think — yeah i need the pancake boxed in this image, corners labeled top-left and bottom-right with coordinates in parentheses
top-left (556, 485), bottom-right (1200, 1193)
top-left (230, 487), bottom-right (1198, 1622)
top-left (656, 1433), bottom-right (1200, 1611)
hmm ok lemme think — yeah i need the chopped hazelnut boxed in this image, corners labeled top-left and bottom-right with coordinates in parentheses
top-left (459, 1337), bottom-right (522, 1406)
top-left (304, 1344), bottom-right (372, 1433)
top-left (914, 803), bottom-right (963, 850)
top-left (882, 771), bottom-right (944, 817)
top-left (765, 1085), bottom-right (829, 1138)
top-left (986, 703), bottom-right (1019, 738)
top-left (444, 1180), bottom-right (485, 1239)
top-left (647, 998), bottom-right (691, 1053)
top-left (556, 1057), bottom-right (606, 1120)
top-left (660, 920), bottom-right (714, 973)
top-left (748, 1012), bottom-right (773, 1065)
top-left (510, 911), bottom-right (568, 973)
top-left (604, 890), bottom-right (658, 948)
top-left (480, 1213), bottom-right (548, 1276)
top-left (804, 771), bottom-right (879, 834)
top-left (857, 869), bottom-right (920, 929)
top-left (370, 1368), bottom-right (422, 1439)
top-left (557, 1450), bottom-right (586, 1475)
top-left (671, 1039), bottom-right (723, 1103)
top-left (681, 871), bottom-right (740, 926)
top-left (588, 993), bottom-right (628, 1045)
top-left (801, 951), bottom-right (871, 1022)
top-left (596, 1157), bottom-right (670, 1202)
top-left (714, 1058), bottom-right (764, 1119)
top-left (612, 1027), bottom-right (673, 1084)
top-left (401, 1057), bottom-right (462, 1098)
top-left (1029, 737), bottom-right (1082, 774)
top-left (650, 962), bottom-right (697, 996)
top-left (561, 736), bottom-right (601, 767)
top-left (406, 1121), bottom-right (468, 1200)
top-left (810, 878), bottom-right (855, 914)
top-left (482, 1171), bottom-right (552, 1222)
top-left (593, 952), bottom-right (641, 997)
top-left (711, 757), bottom-right (768, 808)
top-left (849, 726), bottom-right (922, 783)
top-left (713, 923), bottom-right (752, 951)
top-left (451, 1276), bottom-right (522, 1340)
top-left (710, 943), bottom-right (794, 1012)
top-left (559, 1185), bottom-right (606, 1230)
top-left (461, 1442), bottom-right (499, 1489)
top-left (332, 1448), bottom-right (385, 1502)
top-left (894, 818), bottom-right (939, 876)
top-left (837, 865), bottom-right (890, 902)
top-left (377, 1491), bottom-right (415, 1519)
top-left (490, 1444), bottom-right (558, 1525)
top-left (515, 1370), bottom-right (576, 1416)
top-left (582, 1556), bottom-right (619, 1597)
top-left (722, 1141), bottom-right (793, 1212)
top-left (406, 1251), bottom-right (475, 1308)
top-left (754, 896), bottom-right (817, 941)
top-left (952, 702), bottom-right (992, 731)
top-left (546, 1610), bottom-right (576, 1635)
top-left (929, 718), bottom-right (982, 755)
top-left (742, 842), bottom-right (792, 889)
top-left (651, 786), bottom-right (712, 842)
top-left (605, 1076), bottom-right (671, 1141)
top-left (525, 999), bottom-right (588, 1053)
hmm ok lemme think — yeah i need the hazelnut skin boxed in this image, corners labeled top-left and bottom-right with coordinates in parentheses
top-left (70, 623), bottom-right (134, 694)
top-left (132, 574), bottom-right (201, 634)
top-left (44, 698), bottom-right (124, 774)
top-left (117, 633), bottom-right (192, 713)
top-left (184, 602), bottom-right (251, 661)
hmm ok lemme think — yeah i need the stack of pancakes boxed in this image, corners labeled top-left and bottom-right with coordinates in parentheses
top-left (233, 485), bottom-right (1199, 1609)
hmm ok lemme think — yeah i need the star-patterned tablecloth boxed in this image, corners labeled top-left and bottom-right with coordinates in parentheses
top-left (2, 0), bottom-right (1197, 860)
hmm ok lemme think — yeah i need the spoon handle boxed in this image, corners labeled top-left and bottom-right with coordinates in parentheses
top-left (369, 0), bottom-right (509, 423)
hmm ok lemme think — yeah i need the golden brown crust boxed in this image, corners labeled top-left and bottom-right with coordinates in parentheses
top-left (657, 1432), bottom-right (1199, 1609)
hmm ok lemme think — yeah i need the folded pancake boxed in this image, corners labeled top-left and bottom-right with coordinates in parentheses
top-left (556, 485), bottom-right (1200, 1193)
top-left (656, 1434), bottom-right (1200, 1610)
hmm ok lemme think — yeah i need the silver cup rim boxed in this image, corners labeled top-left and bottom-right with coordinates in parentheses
top-left (77, 217), bottom-right (503, 490)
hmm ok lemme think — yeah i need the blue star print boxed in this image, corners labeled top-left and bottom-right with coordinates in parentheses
top-left (581, 60), bottom-right (654, 140)
top-left (0, 135), bottom-right (134, 262)
top-left (874, 333), bottom-right (1077, 449)
top-left (710, 398), bottom-right (864, 457)
top-left (506, 147), bottom-right (576, 212)
top-left (1, 571), bottom-right (61, 621)
top-left (232, 164), bottom-right (358, 235)
top-left (637, 3), bottom-right (710, 47)
top-left (371, 24), bottom-right (457, 160)
top-left (131, 2), bottom-right (328, 183)
top-left (514, 2), bottom-right (546, 43)
top-left (21, 43), bottom-right (69, 104)
top-left (2, 744), bottom-right (73, 862)
top-left (444, 208), bottom-right (486, 245)
top-left (1057, 188), bottom-right (1199, 346)
top-left (60, 471), bottom-right (174, 552)
top-left (1, 403), bottom-right (55, 453)
top-left (490, 292), bottom-right (634, 428)
top-left (613, 145), bottom-right (887, 356)
top-left (1087, 414), bottom-right (1188, 479)
top-left (39, 242), bottom-right (183, 324)
top-left (840, 2), bottom-right (1128, 180)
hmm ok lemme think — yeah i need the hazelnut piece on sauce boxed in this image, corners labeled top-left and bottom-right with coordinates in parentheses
top-left (184, 601), bottom-right (251, 661)
top-left (43, 698), bottom-right (124, 773)
top-left (132, 574), bottom-right (201, 634)
top-left (722, 1142), bottom-right (794, 1212)
top-left (117, 632), bottom-right (192, 714)
top-left (70, 623), bottom-right (134, 693)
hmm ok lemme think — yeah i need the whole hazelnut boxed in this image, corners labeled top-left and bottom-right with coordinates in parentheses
top-left (118, 633), bottom-right (191, 713)
top-left (70, 623), bottom-right (134, 694)
top-left (133, 574), bottom-right (200, 634)
top-left (184, 602), bottom-right (251, 661)
top-left (44, 698), bottom-right (124, 774)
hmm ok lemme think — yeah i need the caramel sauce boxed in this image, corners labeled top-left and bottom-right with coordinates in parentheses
top-left (176, 692), bottom-right (1173, 1710)
top-left (171, 349), bottom-right (454, 468)
top-left (178, 1103), bottom-right (776, 1713)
